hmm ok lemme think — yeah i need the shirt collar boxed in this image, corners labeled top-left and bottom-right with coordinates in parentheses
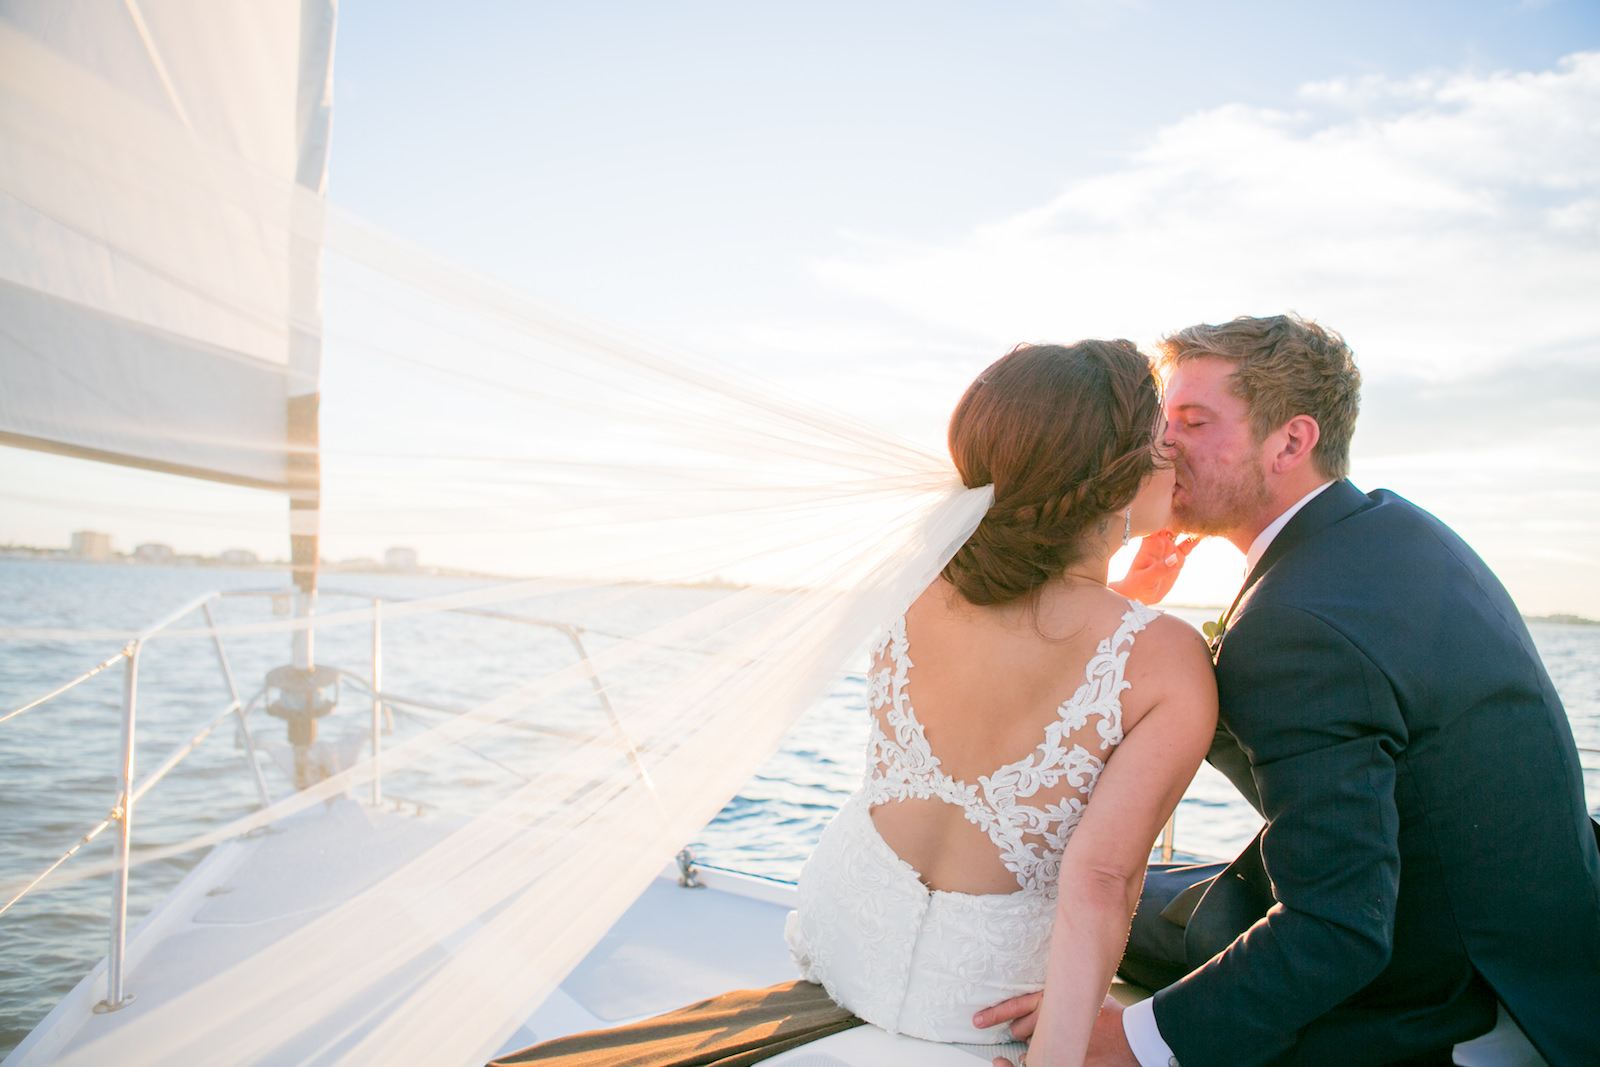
top-left (1244, 481), bottom-right (1335, 576)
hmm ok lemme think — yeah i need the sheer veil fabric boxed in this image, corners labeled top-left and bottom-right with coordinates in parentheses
top-left (0, 5), bottom-right (995, 1065)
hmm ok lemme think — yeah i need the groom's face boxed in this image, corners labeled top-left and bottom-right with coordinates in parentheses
top-left (1162, 357), bottom-right (1272, 539)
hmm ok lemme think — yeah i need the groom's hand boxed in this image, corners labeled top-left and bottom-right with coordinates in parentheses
top-left (978, 993), bottom-right (1040, 1067)
top-left (973, 991), bottom-right (1042, 1041)
top-left (979, 994), bottom-right (1140, 1066)
top-left (1086, 995), bottom-right (1139, 1067)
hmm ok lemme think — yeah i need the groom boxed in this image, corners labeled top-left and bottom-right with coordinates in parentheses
top-left (982, 315), bottom-right (1600, 1065)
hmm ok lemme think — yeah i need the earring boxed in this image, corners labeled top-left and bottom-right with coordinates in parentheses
top-left (1122, 509), bottom-right (1131, 546)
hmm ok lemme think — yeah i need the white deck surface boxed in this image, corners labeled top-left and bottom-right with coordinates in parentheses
top-left (3, 799), bottom-right (462, 1067)
top-left (7, 797), bottom-right (1041, 1066)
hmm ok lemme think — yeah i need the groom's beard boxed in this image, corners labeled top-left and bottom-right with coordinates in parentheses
top-left (1170, 455), bottom-right (1271, 538)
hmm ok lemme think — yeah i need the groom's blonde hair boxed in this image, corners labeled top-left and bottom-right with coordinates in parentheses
top-left (1158, 314), bottom-right (1361, 481)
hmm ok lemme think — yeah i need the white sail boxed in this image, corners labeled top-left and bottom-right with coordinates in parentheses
top-left (0, 0), bottom-right (333, 491)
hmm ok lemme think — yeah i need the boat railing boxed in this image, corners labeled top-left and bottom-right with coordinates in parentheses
top-left (317, 589), bottom-right (655, 793)
top-left (0, 589), bottom-right (293, 1011)
top-left (0, 585), bottom-right (640, 1013)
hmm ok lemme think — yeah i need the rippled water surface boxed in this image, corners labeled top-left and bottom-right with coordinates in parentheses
top-left (1, 560), bottom-right (1596, 1057)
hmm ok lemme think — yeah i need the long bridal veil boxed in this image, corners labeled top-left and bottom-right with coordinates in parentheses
top-left (0, 6), bottom-right (990, 1065)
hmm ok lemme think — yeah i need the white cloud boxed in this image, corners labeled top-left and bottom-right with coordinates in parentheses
top-left (802, 52), bottom-right (1600, 615)
top-left (811, 51), bottom-right (1600, 382)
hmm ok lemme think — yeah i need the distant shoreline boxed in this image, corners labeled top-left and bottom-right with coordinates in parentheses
top-left (5, 553), bottom-right (1596, 626)
top-left (1089, 603), bottom-right (1600, 628)
top-left (0, 545), bottom-right (498, 581)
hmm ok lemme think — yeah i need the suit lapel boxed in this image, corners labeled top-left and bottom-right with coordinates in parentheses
top-left (1188, 482), bottom-right (1379, 948)
top-left (1209, 480), bottom-right (1370, 657)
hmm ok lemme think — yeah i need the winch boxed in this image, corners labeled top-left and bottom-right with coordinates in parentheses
top-left (263, 664), bottom-right (340, 788)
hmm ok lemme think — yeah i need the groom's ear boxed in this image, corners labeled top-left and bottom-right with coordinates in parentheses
top-left (1269, 414), bottom-right (1321, 475)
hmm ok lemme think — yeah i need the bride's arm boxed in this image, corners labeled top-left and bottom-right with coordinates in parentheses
top-left (1024, 617), bottom-right (1217, 1067)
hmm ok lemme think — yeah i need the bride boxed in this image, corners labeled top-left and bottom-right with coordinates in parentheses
top-left (784, 339), bottom-right (1217, 1066)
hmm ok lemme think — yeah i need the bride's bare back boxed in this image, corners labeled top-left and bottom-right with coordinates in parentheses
top-left (869, 576), bottom-right (1205, 897)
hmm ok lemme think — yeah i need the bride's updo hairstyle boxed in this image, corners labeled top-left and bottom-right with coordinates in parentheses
top-left (942, 340), bottom-right (1163, 606)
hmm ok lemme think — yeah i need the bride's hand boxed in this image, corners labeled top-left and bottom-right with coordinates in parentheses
top-left (1109, 530), bottom-right (1198, 605)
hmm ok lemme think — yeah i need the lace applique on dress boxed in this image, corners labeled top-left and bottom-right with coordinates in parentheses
top-left (862, 600), bottom-right (1159, 896)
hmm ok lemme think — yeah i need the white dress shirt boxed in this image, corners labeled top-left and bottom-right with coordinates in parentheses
top-left (1120, 480), bottom-right (1546, 1067)
top-left (1243, 481), bottom-right (1333, 577)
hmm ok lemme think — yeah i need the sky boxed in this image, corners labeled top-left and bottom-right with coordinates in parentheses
top-left (4, 0), bottom-right (1599, 614)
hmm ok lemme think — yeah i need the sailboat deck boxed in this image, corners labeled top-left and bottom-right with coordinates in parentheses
top-left (3, 798), bottom-right (1054, 1066)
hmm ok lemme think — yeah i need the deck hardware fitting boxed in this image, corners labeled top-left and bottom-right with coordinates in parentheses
top-left (92, 994), bottom-right (135, 1014)
top-left (676, 847), bottom-right (702, 888)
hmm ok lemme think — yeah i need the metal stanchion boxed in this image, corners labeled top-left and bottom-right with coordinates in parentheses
top-left (371, 599), bottom-right (383, 806)
top-left (96, 642), bottom-right (141, 1013)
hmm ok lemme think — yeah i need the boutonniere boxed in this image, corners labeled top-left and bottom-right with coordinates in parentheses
top-left (1202, 612), bottom-right (1228, 653)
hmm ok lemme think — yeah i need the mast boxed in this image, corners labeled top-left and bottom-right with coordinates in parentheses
top-left (288, 0), bottom-right (338, 670)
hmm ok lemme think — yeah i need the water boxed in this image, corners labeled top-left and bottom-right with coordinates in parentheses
top-left (1, 560), bottom-right (1597, 1057)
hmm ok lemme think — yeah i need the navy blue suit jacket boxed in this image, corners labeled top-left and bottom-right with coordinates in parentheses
top-left (1151, 481), bottom-right (1600, 1067)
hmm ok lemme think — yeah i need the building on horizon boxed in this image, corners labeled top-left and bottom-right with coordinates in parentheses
top-left (219, 548), bottom-right (258, 566)
top-left (385, 546), bottom-right (419, 572)
top-left (70, 531), bottom-right (112, 561)
top-left (134, 542), bottom-right (175, 564)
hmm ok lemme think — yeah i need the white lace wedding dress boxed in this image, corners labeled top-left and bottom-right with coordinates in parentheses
top-left (785, 599), bottom-right (1160, 1043)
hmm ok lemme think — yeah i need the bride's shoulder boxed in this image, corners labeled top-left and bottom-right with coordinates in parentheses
top-left (1129, 607), bottom-right (1209, 652)
top-left (1122, 609), bottom-right (1215, 686)
top-left (1125, 604), bottom-right (1200, 639)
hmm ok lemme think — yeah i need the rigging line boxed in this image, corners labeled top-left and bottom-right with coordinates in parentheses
top-left (121, 0), bottom-right (195, 135)
top-left (338, 680), bottom-right (593, 744)
top-left (387, 705), bottom-right (532, 784)
top-left (0, 646), bottom-right (130, 726)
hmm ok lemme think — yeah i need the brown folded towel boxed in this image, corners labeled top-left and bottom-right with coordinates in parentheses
top-left (489, 980), bottom-right (864, 1067)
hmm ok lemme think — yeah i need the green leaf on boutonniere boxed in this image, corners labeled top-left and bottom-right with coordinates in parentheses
top-left (1202, 616), bottom-right (1227, 642)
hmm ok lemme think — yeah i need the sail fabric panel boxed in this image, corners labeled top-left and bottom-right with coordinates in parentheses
top-left (0, 277), bottom-right (291, 489)
top-left (0, 4), bottom-right (319, 488)
top-left (0, 0), bottom-right (303, 175)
